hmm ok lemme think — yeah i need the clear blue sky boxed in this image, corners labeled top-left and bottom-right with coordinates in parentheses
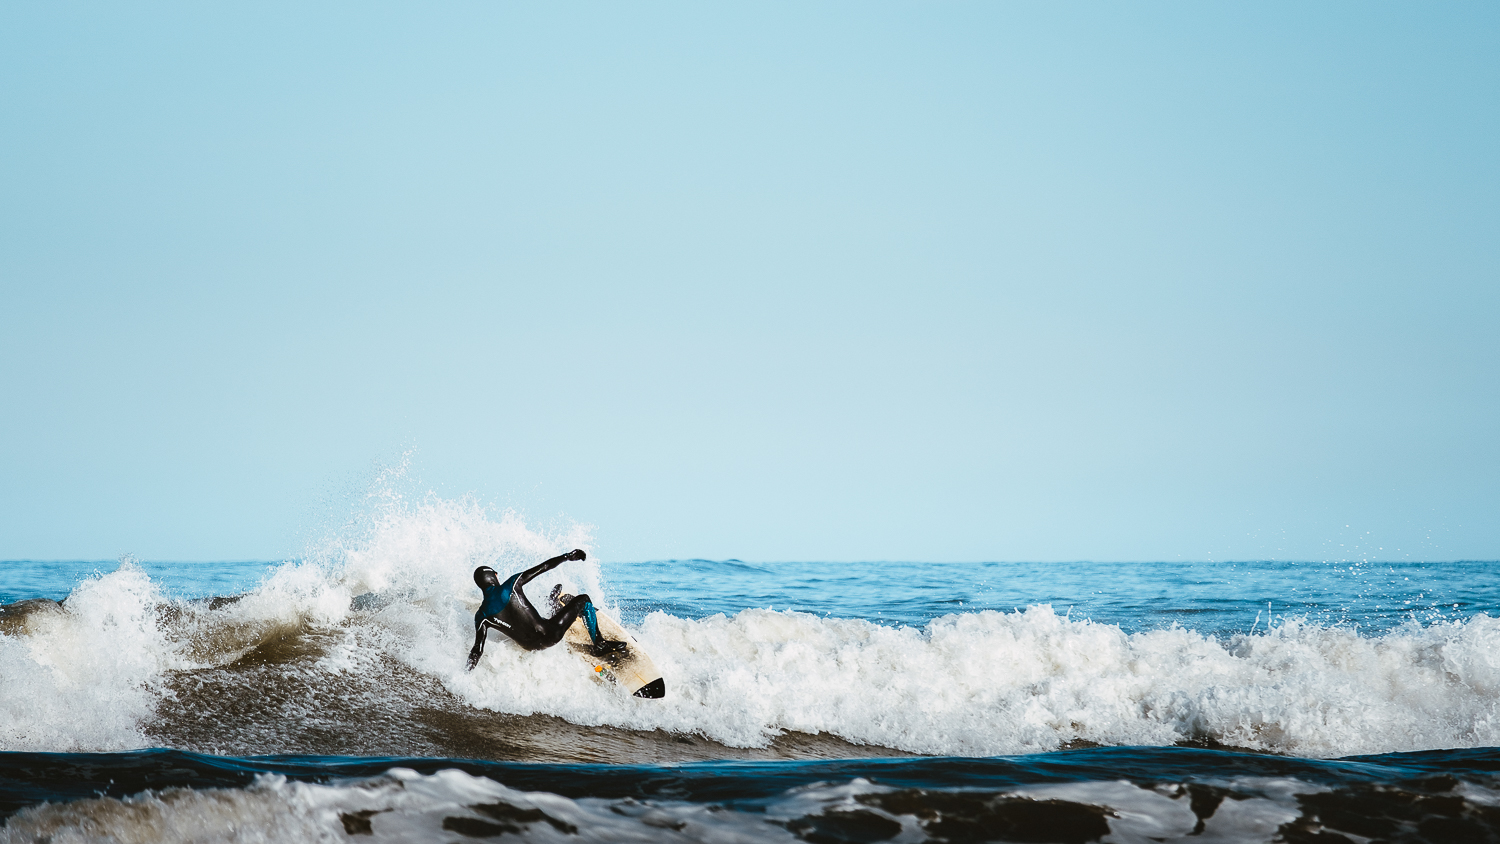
top-left (1, 3), bottom-right (1496, 562)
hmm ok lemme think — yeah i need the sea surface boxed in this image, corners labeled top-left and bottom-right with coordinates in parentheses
top-left (3, 495), bottom-right (1499, 842)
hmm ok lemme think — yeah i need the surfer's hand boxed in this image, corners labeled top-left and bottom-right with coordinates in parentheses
top-left (566, 549), bottom-right (586, 561)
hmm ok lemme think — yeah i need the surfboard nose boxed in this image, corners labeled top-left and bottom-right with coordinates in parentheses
top-left (632, 678), bottom-right (666, 699)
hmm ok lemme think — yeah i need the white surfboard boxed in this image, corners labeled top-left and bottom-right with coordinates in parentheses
top-left (556, 592), bottom-right (665, 699)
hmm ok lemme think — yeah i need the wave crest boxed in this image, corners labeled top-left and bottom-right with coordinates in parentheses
top-left (3, 495), bottom-right (1498, 758)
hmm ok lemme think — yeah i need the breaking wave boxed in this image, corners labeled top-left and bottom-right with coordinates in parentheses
top-left (3, 494), bottom-right (1499, 759)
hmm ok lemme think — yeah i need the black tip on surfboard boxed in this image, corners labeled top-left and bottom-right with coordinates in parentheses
top-left (633, 678), bottom-right (666, 699)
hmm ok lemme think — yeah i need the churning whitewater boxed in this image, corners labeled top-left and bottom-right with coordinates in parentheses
top-left (2, 494), bottom-right (1499, 761)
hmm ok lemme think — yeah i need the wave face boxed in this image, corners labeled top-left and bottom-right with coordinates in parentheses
top-left (2, 495), bottom-right (1500, 761)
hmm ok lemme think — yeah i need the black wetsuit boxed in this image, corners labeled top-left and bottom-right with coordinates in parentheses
top-left (466, 550), bottom-right (621, 671)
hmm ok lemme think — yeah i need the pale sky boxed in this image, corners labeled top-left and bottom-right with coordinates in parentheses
top-left (2, 3), bottom-right (1496, 562)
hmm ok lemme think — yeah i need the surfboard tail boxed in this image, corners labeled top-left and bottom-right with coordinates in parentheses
top-left (558, 593), bottom-right (666, 700)
top-left (632, 678), bottom-right (666, 699)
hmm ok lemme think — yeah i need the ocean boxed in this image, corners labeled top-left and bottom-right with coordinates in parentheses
top-left (2, 495), bottom-right (1499, 842)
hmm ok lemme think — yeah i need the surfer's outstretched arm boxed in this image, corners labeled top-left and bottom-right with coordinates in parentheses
top-left (515, 549), bottom-right (586, 587)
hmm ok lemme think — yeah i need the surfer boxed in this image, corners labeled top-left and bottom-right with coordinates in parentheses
top-left (467, 549), bottom-right (626, 671)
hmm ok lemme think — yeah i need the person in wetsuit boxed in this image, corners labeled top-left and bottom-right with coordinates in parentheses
top-left (466, 549), bottom-right (626, 671)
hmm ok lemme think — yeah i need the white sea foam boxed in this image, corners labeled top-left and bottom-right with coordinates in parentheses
top-left (442, 603), bottom-right (1500, 757)
top-left (4, 494), bottom-right (1500, 758)
top-left (0, 564), bottom-right (179, 751)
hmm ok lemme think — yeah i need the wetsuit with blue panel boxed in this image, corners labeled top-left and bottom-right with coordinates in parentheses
top-left (466, 549), bottom-right (625, 671)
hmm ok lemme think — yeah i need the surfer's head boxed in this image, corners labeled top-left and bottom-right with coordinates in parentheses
top-left (473, 566), bottom-right (500, 589)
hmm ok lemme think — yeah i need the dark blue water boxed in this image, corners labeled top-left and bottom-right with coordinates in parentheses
top-left (604, 559), bottom-right (1500, 636)
top-left (4, 746), bottom-right (1500, 842)
top-left (0, 559), bottom-right (269, 605)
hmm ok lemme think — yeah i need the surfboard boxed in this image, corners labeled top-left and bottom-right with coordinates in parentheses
top-left (554, 592), bottom-right (665, 699)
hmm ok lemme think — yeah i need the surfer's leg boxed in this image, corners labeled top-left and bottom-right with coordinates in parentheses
top-left (539, 593), bottom-right (588, 644)
top-left (543, 594), bottom-right (626, 656)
